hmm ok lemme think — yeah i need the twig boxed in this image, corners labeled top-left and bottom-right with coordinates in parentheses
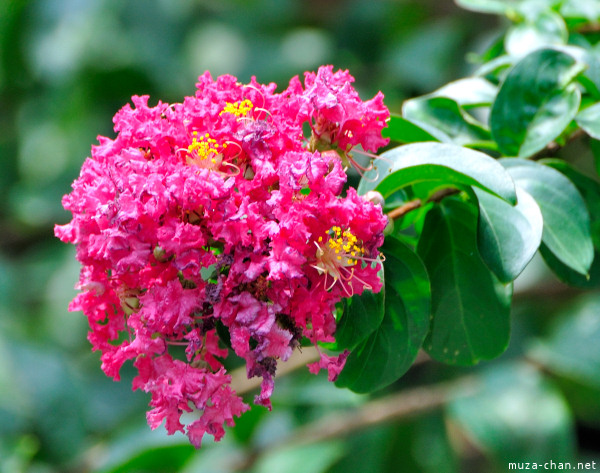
top-left (287, 376), bottom-right (475, 446)
top-left (530, 128), bottom-right (587, 161)
top-left (233, 374), bottom-right (477, 471)
top-left (386, 187), bottom-right (460, 220)
top-left (386, 199), bottom-right (422, 220)
top-left (231, 348), bottom-right (432, 395)
top-left (575, 23), bottom-right (600, 34)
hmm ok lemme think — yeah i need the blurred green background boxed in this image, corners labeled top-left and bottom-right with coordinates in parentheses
top-left (2, 1), bottom-right (600, 472)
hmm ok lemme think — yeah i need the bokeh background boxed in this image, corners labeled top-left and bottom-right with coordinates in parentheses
top-left (2, 1), bottom-right (600, 472)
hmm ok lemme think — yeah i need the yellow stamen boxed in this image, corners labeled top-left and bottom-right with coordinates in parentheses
top-left (187, 132), bottom-right (223, 161)
top-left (312, 226), bottom-right (371, 296)
top-left (220, 99), bottom-right (254, 117)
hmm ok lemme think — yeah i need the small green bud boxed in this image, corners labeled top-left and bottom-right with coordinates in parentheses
top-left (153, 245), bottom-right (168, 262)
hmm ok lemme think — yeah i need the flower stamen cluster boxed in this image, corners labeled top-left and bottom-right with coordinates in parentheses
top-left (187, 131), bottom-right (227, 166)
top-left (220, 99), bottom-right (254, 117)
top-left (313, 227), bottom-right (376, 297)
top-left (56, 66), bottom-right (389, 448)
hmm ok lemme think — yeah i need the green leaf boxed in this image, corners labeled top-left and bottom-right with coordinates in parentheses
top-left (490, 48), bottom-right (584, 157)
top-left (529, 294), bottom-right (600, 390)
top-left (100, 443), bottom-right (195, 473)
top-left (476, 187), bottom-right (543, 283)
top-left (454, 0), bottom-right (522, 15)
top-left (537, 159), bottom-right (600, 287)
top-left (336, 237), bottom-right (430, 393)
top-left (429, 77), bottom-right (497, 108)
top-left (538, 244), bottom-right (600, 288)
top-left (578, 44), bottom-right (600, 99)
top-left (403, 96), bottom-right (491, 146)
top-left (358, 142), bottom-right (517, 204)
top-left (417, 197), bottom-right (512, 365)
top-left (504, 10), bottom-right (567, 58)
top-left (542, 159), bottom-right (600, 245)
top-left (474, 54), bottom-right (514, 81)
top-left (383, 115), bottom-right (440, 143)
top-left (501, 159), bottom-right (594, 276)
top-left (335, 270), bottom-right (385, 351)
top-left (447, 362), bottom-right (575, 466)
top-left (576, 102), bottom-right (600, 140)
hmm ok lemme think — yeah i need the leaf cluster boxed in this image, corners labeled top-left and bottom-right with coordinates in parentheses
top-left (337, 0), bottom-right (600, 395)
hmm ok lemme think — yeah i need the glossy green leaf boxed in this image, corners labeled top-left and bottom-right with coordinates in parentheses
top-left (358, 142), bottom-right (517, 204)
top-left (474, 54), bottom-right (514, 80)
top-left (578, 44), bottom-right (600, 99)
top-left (539, 244), bottom-right (600, 288)
top-left (542, 159), bottom-right (600, 245)
top-left (576, 102), bottom-right (600, 140)
top-left (537, 159), bottom-right (600, 287)
top-left (490, 48), bottom-right (584, 157)
top-left (336, 237), bottom-right (430, 393)
top-left (448, 363), bottom-right (575, 466)
top-left (476, 187), bottom-right (543, 283)
top-left (529, 294), bottom-right (600, 390)
top-left (335, 270), bottom-right (385, 351)
top-left (391, 199), bottom-right (432, 250)
top-left (505, 10), bottom-right (567, 58)
top-left (417, 197), bottom-right (512, 365)
top-left (383, 114), bottom-right (440, 143)
top-left (429, 77), bottom-right (497, 107)
top-left (403, 96), bottom-right (491, 146)
top-left (501, 159), bottom-right (594, 276)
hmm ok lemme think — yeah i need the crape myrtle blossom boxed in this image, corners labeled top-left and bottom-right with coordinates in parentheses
top-left (55, 66), bottom-right (389, 448)
top-left (297, 65), bottom-right (389, 170)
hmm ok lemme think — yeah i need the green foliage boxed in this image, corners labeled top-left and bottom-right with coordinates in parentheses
top-left (530, 294), bottom-right (600, 391)
top-left (346, 0), bottom-right (600, 399)
top-left (403, 96), bottom-right (491, 146)
top-left (501, 158), bottom-right (593, 276)
top-left (417, 197), bottom-right (512, 365)
top-left (359, 142), bottom-right (516, 203)
top-left (448, 363), bottom-right (575, 469)
top-left (4, 0), bottom-right (600, 470)
top-left (576, 102), bottom-right (600, 139)
top-left (334, 280), bottom-right (385, 351)
top-left (476, 187), bottom-right (543, 283)
top-left (490, 48), bottom-right (583, 157)
top-left (336, 237), bottom-right (430, 392)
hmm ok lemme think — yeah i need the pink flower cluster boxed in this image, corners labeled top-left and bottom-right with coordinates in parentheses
top-left (56, 66), bottom-right (389, 448)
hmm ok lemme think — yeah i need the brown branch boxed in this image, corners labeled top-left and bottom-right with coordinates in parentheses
top-left (386, 199), bottom-right (422, 220)
top-left (429, 187), bottom-right (460, 203)
top-left (287, 376), bottom-right (475, 446)
top-left (530, 128), bottom-right (587, 161)
top-left (386, 187), bottom-right (461, 220)
top-left (575, 23), bottom-right (600, 34)
top-left (233, 374), bottom-right (477, 471)
top-left (232, 348), bottom-right (431, 395)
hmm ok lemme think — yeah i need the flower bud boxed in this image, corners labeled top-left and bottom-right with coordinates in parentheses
top-left (363, 190), bottom-right (384, 207)
top-left (383, 217), bottom-right (394, 236)
top-left (153, 245), bottom-right (168, 262)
